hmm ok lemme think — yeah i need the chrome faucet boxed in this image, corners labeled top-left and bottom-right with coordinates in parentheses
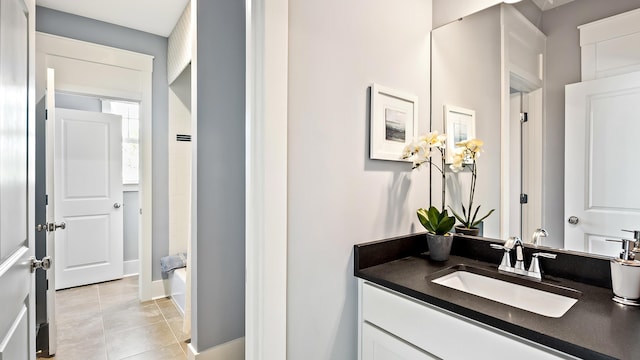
top-left (491, 236), bottom-right (556, 281)
top-left (531, 228), bottom-right (548, 246)
top-left (622, 229), bottom-right (640, 256)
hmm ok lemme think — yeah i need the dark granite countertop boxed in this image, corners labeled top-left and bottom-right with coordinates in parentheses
top-left (354, 234), bottom-right (640, 360)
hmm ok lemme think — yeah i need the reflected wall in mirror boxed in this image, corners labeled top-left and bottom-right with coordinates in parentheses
top-left (431, 0), bottom-right (640, 255)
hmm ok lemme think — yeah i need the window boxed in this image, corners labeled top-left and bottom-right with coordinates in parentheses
top-left (102, 100), bottom-right (140, 185)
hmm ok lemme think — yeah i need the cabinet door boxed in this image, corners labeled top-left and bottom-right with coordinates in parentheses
top-left (362, 323), bottom-right (439, 360)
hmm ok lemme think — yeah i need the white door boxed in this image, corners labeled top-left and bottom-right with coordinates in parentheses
top-left (565, 71), bottom-right (640, 255)
top-left (0, 0), bottom-right (35, 358)
top-left (53, 108), bottom-right (123, 289)
top-left (43, 68), bottom-right (58, 355)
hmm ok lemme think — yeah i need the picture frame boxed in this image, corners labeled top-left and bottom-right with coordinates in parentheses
top-left (370, 83), bottom-right (418, 161)
top-left (444, 105), bottom-right (476, 164)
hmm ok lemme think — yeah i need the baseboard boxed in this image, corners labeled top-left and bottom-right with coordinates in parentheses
top-left (188, 337), bottom-right (245, 360)
top-left (151, 279), bottom-right (170, 299)
top-left (123, 260), bottom-right (139, 276)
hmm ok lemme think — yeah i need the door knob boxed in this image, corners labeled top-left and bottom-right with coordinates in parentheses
top-left (30, 256), bottom-right (51, 272)
top-left (568, 216), bottom-right (579, 225)
top-left (114, 203), bottom-right (121, 209)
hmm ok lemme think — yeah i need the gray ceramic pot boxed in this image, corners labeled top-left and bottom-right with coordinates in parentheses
top-left (454, 225), bottom-right (480, 236)
top-left (426, 233), bottom-right (454, 261)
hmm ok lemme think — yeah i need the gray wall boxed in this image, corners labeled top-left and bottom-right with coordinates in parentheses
top-left (192, 0), bottom-right (245, 351)
top-left (539, 0), bottom-right (640, 246)
top-left (288, 0), bottom-right (431, 358)
top-left (54, 92), bottom-right (140, 262)
top-left (36, 7), bottom-right (169, 280)
top-left (123, 191), bottom-right (139, 261)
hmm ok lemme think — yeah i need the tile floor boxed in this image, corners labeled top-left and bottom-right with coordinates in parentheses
top-left (42, 276), bottom-right (189, 360)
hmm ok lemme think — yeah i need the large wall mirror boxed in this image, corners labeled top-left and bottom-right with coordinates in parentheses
top-left (431, 0), bottom-right (640, 256)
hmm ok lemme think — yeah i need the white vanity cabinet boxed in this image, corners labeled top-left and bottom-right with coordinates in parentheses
top-left (361, 323), bottom-right (438, 360)
top-left (358, 281), bottom-right (577, 360)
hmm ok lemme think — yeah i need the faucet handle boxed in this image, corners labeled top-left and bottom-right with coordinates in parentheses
top-left (532, 252), bottom-right (557, 260)
top-left (527, 252), bottom-right (557, 280)
top-left (531, 228), bottom-right (548, 246)
top-left (490, 243), bottom-right (512, 270)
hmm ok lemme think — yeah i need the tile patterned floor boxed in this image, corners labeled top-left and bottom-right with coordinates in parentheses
top-left (42, 276), bottom-right (189, 360)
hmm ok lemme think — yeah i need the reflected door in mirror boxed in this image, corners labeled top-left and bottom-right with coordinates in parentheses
top-left (565, 71), bottom-right (640, 256)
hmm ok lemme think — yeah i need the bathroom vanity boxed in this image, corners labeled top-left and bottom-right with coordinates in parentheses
top-left (355, 234), bottom-right (640, 360)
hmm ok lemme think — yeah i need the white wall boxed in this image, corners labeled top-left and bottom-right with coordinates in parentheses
top-left (169, 66), bottom-right (191, 256)
top-left (287, 0), bottom-right (432, 358)
top-left (433, 0), bottom-right (503, 28)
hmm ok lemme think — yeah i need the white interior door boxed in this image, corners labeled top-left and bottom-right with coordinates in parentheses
top-left (565, 71), bottom-right (640, 255)
top-left (44, 68), bottom-right (57, 355)
top-left (53, 108), bottom-right (123, 289)
top-left (0, 0), bottom-right (35, 358)
top-left (508, 94), bottom-right (522, 238)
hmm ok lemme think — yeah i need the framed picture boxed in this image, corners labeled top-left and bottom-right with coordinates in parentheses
top-left (444, 105), bottom-right (476, 163)
top-left (370, 84), bottom-right (418, 161)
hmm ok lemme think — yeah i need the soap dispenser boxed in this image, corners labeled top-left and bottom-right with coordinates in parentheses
top-left (609, 232), bottom-right (640, 306)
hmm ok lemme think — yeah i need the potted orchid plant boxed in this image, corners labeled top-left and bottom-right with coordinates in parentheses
top-left (448, 138), bottom-right (495, 236)
top-left (402, 132), bottom-right (456, 261)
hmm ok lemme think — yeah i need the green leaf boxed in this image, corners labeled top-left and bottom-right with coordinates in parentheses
top-left (418, 206), bottom-right (455, 235)
top-left (470, 205), bottom-right (481, 226)
top-left (434, 216), bottom-right (456, 235)
top-left (471, 208), bottom-right (495, 228)
top-left (426, 206), bottom-right (440, 226)
top-left (417, 208), bottom-right (435, 233)
top-left (447, 205), bottom-right (466, 225)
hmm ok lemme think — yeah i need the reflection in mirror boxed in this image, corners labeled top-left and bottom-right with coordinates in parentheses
top-left (431, 0), bottom-right (640, 255)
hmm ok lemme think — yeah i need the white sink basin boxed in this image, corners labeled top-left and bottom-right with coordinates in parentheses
top-left (432, 270), bottom-right (578, 318)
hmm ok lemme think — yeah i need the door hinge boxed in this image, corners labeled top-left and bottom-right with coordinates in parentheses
top-left (520, 193), bottom-right (528, 204)
top-left (45, 109), bottom-right (48, 120)
top-left (37, 222), bottom-right (66, 232)
top-left (520, 112), bottom-right (528, 123)
top-left (45, 194), bottom-right (48, 206)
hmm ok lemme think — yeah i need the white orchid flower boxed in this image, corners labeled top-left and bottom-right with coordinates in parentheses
top-left (449, 148), bottom-right (465, 172)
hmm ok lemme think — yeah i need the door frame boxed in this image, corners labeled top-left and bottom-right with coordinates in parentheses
top-left (35, 33), bottom-right (155, 300)
top-left (245, 0), bottom-right (288, 358)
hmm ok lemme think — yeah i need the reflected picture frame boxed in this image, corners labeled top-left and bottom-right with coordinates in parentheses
top-left (370, 83), bottom-right (418, 161)
top-left (444, 105), bottom-right (476, 164)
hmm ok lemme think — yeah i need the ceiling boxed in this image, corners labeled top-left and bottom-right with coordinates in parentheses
top-left (36, 0), bottom-right (189, 37)
top-left (531, 0), bottom-right (575, 11)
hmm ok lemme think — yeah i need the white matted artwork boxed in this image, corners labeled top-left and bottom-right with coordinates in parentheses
top-left (370, 83), bottom-right (418, 161)
top-left (369, 84), bottom-right (418, 161)
top-left (444, 105), bottom-right (476, 163)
